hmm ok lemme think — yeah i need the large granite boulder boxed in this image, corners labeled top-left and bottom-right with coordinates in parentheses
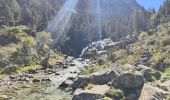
top-left (71, 75), bottom-right (91, 90)
top-left (71, 68), bottom-right (123, 90)
top-left (72, 85), bottom-right (110, 100)
top-left (117, 72), bottom-right (144, 89)
top-left (139, 84), bottom-right (170, 100)
top-left (91, 68), bottom-right (123, 85)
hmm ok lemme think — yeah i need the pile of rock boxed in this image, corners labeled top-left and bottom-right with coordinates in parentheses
top-left (59, 62), bottom-right (170, 100)
top-left (60, 66), bottom-right (147, 100)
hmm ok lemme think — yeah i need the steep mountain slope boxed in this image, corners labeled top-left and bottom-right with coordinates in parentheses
top-left (57, 0), bottom-right (148, 56)
top-left (0, 0), bottom-right (148, 56)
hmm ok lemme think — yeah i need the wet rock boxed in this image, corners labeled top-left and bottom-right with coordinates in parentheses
top-left (142, 69), bottom-right (161, 81)
top-left (55, 72), bottom-right (60, 75)
top-left (32, 79), bottom-right (40, 83)
top-left (66, 56), bottom-right (74, 62)
top-left (117, 72), bottom-right (144, 89)
top-left (47, 71), bottom-right (53, 75)
top-left (44, 69), bottom-right (56, 74)
top-left (9, 76), bottom-right (16, 80)
top-left (0, 95), bottom-right (9, 100)
top-left (98, 58), bottom-right (105, 65)
top-left (28, 69), bottom-right (37, 74)
top-left (63, 65), bottom-right (69, 69)
top-left (41, 78), bottom-right (51, 82)
top-left (139, 84), bottom-right (169, 100)
top-left (18, 77), bottom-right (29, 82)
top-left (70, 63), bottom-right (76, 66)
top-left (1, 65), bottom-right (19, 74)
top-left (67, 77), bottom-right (75, 82)
top-left (60, 79), bottom-right (73, 88)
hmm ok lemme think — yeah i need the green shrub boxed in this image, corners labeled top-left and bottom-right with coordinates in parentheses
top-left (105, 88), bottom-right (124, 100)
top-left (147, 76), bottom-right (156, 82)
top-left (10, 33), bottom-right (37, 66)
top-left (138, 32), bottom-right (149, 40)
top-left (84, 83), bottom-right (95, 90)
top-left (16, 65), bottom-right (42, 73)
top-left (80, 64), bottom-right (109, 75)
top-left (160, 68), bottom-right (170, 83)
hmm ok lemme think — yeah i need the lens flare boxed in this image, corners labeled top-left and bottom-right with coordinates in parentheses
top-left (46, 0), bottom-right (78, 42)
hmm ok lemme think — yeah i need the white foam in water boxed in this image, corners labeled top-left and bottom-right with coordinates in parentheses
top-left (46, 0), bottom-right (78, 42)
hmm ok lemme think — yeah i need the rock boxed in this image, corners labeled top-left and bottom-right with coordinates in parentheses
top-left (72, 89), bottom-right (103, 100)
top-left (142, 69), bottom-right (161, 81)
top-left (32, 79), bottom-right (40, 83)
top-left (98, 58), bottom-right (105, 65)
top-left (18, 77), bottom-right (29, 82)
top-left (63, 65), bottom-right (68, 69)
top-left (0, 95), bottom-right (9, 100)
top-left (90, 68), bottom-right (123, 85)
top-left (21, 85), bottom-right (30, 88)
top-left (161, 80), bottom-right (170, 91)
top-left (157, 84), bottom-right (169, 91)
top-left (125, 94), bottom-right (137, 100)
top-left (1, 65), bottom-right (19, 74)
top-left (26, 75), bottom-right (34, 78)
top-left (56, 61), bottom-right (64, 65)
top-left (117, 72), bottom-right (144, 88)
top-left (41, 78), bottom-right (51, 82)
top-left (136, 65), bottom-right (149, 71)
top-left (71, 75), bottom-right (91, 90)
top-left (60, 79), bottom-right (73, 88)
top-left (47, 71), bottom-right (53, 75)
top-left (9, 76), bottom-right (16, 80)
top-left (28, 69), bottom-right (37, 74)
top-left (0, 58), bottom-right (11, 67)
top-left (72, 85), bottom-right (110, 100)
top-left (123, 64), bottom-right (136, 71)
top-left (139, 84), bottom-right (169, 100)
top-left (71, 68), bottom-right (123, 90)
top-left (70, 63), bottom-right (76, 66)
top-left (66, 56), bottom-right (74, 62)
top-left (55, 72), bottom-right (60, 75)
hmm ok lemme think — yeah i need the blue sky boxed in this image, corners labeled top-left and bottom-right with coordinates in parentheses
top-left (136, 0), bottom-right (166, 10)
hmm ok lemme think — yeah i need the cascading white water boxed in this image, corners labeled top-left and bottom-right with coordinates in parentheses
top-left (97, 0), bottom-right (102, 41)
top-left (46, 0), bottom-right (78, 42)
top-left (79, 0), bottom-right (103, 57)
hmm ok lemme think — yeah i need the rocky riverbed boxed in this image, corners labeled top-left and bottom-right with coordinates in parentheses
top-left (1, 37), bottom-right (170, 100)
top-left (0, 57), bottom-right (95, 100)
